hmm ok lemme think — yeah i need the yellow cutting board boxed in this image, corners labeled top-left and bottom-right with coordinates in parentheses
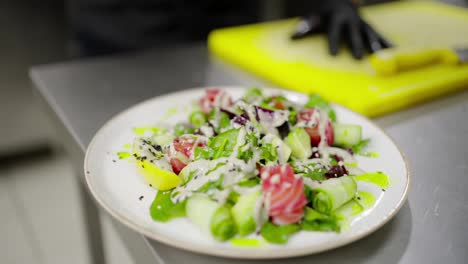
top-left (208, 1), bottom-right (468, 117)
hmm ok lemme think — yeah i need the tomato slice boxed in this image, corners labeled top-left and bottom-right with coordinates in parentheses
top-left (297, 108), bottom-right (334, 146)
top-left (199, 89), bottom-right (233, 114)
top-left (261, 165), bottom-right (307, 225)
top-left (168, 135), bottom-right (206, 174)
top-left (169, 158), bottom-right (187, 175)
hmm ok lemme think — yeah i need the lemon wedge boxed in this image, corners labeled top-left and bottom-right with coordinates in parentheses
top-left (138, 160), bottom-right (181, 190)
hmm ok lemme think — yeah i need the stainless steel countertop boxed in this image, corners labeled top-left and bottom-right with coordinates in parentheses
top-left (30, 44), bottom-right (468, 264)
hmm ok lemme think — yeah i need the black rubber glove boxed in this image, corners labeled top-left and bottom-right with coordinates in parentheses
top-left (291, 0), bottom-right (392, 59)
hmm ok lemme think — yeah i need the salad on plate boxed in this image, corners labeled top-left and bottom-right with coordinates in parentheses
top-left (120, 88), bottom-right (388, 244)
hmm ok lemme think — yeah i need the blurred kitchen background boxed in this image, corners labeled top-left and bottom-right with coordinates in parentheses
top-left (0, 0), bottom-right (467, 264)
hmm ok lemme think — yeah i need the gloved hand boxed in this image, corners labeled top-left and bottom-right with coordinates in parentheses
top-left (291, 0), bottom-right (392, 59)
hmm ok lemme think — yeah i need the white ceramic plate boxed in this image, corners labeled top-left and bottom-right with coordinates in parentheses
top-left (84, 87), bottom-right (409, 259)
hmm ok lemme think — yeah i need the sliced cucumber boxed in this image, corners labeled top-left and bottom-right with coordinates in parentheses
top-left (231, 190), bottom-right (262, 236)
top-left (333, 123), bottom-right (362, 148)
top-left (272, 136), bottom-right (292, 164)
top-left (284, 127), bottom-right (312, 160)
top-left (151, 132), bottom-right (174, 147)
top-left (186, 195), bottom-right (237, 241)
top-left (311, 176), bottom-right (357, 214)
top-left (210, 205), bottom-right (237, 241)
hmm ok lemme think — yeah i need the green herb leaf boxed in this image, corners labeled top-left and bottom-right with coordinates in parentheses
top-left (351, 139), bottom-right (370, 155)
top-left (244, 87), bottom-right (263, 103)
top-left (193, 146), bottom-right (214, 160)
top-left (198, 174), bottom-right (224, 193)
top-left (288, 110), bottom-right (297, 125)
top-left (209, 128), bottom-right (240, 159)
top-left (260, 143), bottom-right (278, 163)
top-left (150, 191), bottom-right (186, 222)
top-left (238, 148), bottom-right (254, 162)
top-left (305, 169), bottom-right (327, 181)
top-left (261, 222), bottom-right (301, 244)
top-left (304, 185), bottom-right (313, 203)
top-left (237, 178), bottom-right (260, 187)
top-left (208, 110), bottom-right (231, 133)
top-left (305, 94), bottom-right (336, 122)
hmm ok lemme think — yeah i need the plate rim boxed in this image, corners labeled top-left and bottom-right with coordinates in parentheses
top-left (84, 86), bottom-right (411, 259)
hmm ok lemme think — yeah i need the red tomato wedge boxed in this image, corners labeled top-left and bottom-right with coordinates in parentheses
top-left (297, 108), bottom-right (334, 146)
top-left (169, 158), bottom-right (187, 175)
top-left (261, 165), bottom-right (307, 225)
top-left (199, 89), bottom-right (233, 114)
top-left (167, 135), bottom-right (206, 174)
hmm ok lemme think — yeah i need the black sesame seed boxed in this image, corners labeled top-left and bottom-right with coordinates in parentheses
top-left (139, 196), bottom-right (144, 201)
top-left (86, 171), bottom-right (90, 174)
top-left (112, 159), bottom-right (116, 163)
top-left (149, 184), bottom-right (152, 187)
top-left (382, 189), bottom-right (386, 192)
top-left (357, 197), bottom-right (361, 200)
top-left (141, 165), bottom-right (145, 168)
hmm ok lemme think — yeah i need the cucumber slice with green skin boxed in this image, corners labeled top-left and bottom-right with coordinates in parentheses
top-left (284, 127), bottom-right (312, 160)
top-left (151, 132), bottom-right (174, 147)
top-left (333, 123), bottom-right (362, 148)
top-left (186, 195), bottom-right (237, 241)
top-left (311, 176), bottom-right (357, 214)
top-left (211, 205), bottom-right (237, 241)
top-left (231, 190), bottom-right (262, 236)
